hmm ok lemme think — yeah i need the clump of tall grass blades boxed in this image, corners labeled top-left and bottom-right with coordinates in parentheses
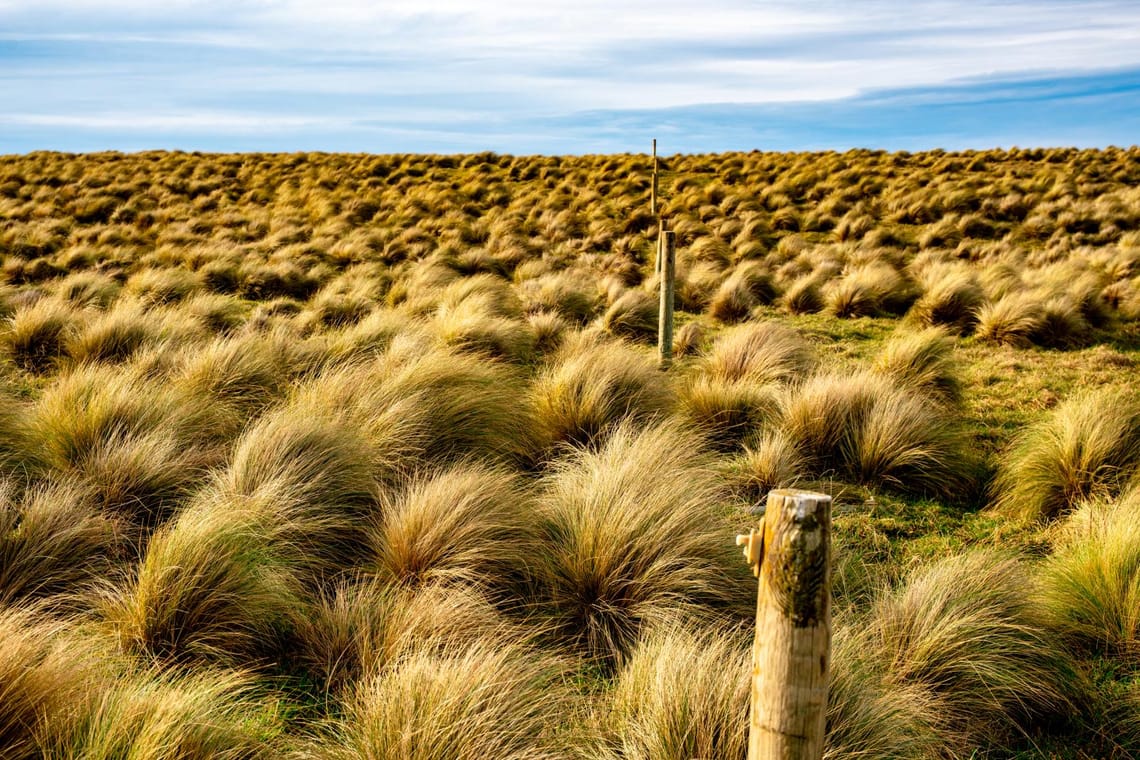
top-left (297, 339), bottom-right (537, 472)
top-left (0, 478), bottom-right (118, 607)
top-left (602, 289), bottom-right (658, 342)
top-left (529, 334), bottom-right (675, 458)
top-left (310, 641), bottom-right (572, 760)
top-left (367, 464), bottom-right (537, 594)
top-left (293, 580), bottom-right (507, 697)
top-left (781, 371), bottom-right (972, 498)
top-left (727, 431), bottom-right (805, 505)
top-left (703, 321), bottom-right (815, 386)
top-left (5, 297), bottom-right (76, 373)
top-left (992, 387), bottom-right (1140, 522)
top-left (26, 364), bottom-right (225, 522)
top-left (0, 606), bottom-right (106, 760)
top-left (97, 503), bottom-right (301, 666)
top-left (593, 621), bottom-right (749, 760)
top-left (595, 617), bottom-right (948, 760)
top-left (824, 625), bottom-right (947, 760)
top-left (866, 551), bottom-right (1080, 747)
top-left (1039, 491), bottom-right (1140, 659)
top-left (534, 421), bottom-right (750, 664)
top-left (38, 667), bottom-right (280, 760)
top-left (908, 265), bottom-right (984, 333)
top-left (214, 404), bottom-right (379, 578)
top-left (678, 376), bottom-right (781, 452)
top-left (871, 326), bottom-right (962, 406)
top-left (973, 292), bottom-right (1045, 347)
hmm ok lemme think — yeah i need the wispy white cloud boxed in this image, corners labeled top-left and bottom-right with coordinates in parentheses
top-left (0, 111), bottom-right (348, 132)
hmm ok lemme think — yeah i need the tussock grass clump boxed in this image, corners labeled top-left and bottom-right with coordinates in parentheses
top-left (850, 387), bottom-right (973, 496)
top-left (974, 292), bottom-right (1046, 347)
top-left (679, 376), bottom-right (781, 451)
top-left (431, 299), bottom-right (536, 363)
top-left (364, 339), bottom-right (537, 468)
top-left (1034, 295), bottom-right (1092, 348)
top-left (824, 626), bottom-right (947, 760)
top-left (293, 580), bottom-right (508, 697)
top-left (311, 640), bottom-right (571, 760)
top-left (64, 302), bottom-right (198, 365)
top-left (0, 389), bottom-right (33, 477)
top-left (867, 551), bottom-right (1080, 746)
top-left (707, 262), bottom-right (777, 323)
top-left (728, 431), bottom-right (805, 505)
top-left (199, 259), bottom-right (242, 294)
top-left (527, 310), bottom-right (568, 354)
top-left (675, 260), bottom-right (722, 312)
top-left (781, 275), bottom-right (824, 314)
top-left (534, 421), bottom-right (750, 664)
top-left (595, 618), bottom-right (946, 760)
top-left (908, 265), bottom-right (984, 333)
top-left (125, 266), bottom-right (202, 305)
top-left (703, 321), bottom-right (815, 386)
top-left (0, 478), bottom-right (118, 607)
top-left (5, 297), bottom-right (76, 373)
top-left (368, 465), bottom-right (537, 593)
top-left (217, 405), bottom-right (378, 575)
top-left (297, 340), bottom-right (536, 471)
top-left (56, 271), bottom-right (121, 308)
top-left (529, 334), bottom-right (674, 457)
top-left (39, 667), bottom-right (279, 760)
top-left (171, 333), bottom-right (290, 417)
top-left (825, 264), bottom-right (913, 318)
top-left (871, 326), bottom-right (962, 406)
top-left (182, 292), bottom-right (248, 333)
top-left (27, 364), bottom-right (224, 522)
top-left (0, 606), bottom-right (105, 760)
top-left (1039, 491), bottom-right (1140, 659)
top-left (97, 502), bottom-right (301, 666)
top-left (307, 284), bottom-right (374, 329)
top-left (315, 308), bottom-right (416, 368)
top-left (992, 388), bottom-right (1140, 522)
top-left (519, 271), bottom-right (600, 324)
top-left (672, 319), bottom-right (708, 356)
top-left (594, 621), bottom-right (749, 760)
top-left (602, 288), bottom-right (658, 342)
top-left (782, 371), bottom-right (972, 498)
top-left (433, 273), bottom-right (524, 320)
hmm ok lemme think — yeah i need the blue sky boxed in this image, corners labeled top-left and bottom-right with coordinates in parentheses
top-left (1, 1), bottom-right (1139, 154)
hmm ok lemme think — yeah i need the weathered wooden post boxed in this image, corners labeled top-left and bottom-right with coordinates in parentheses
top-left (736, 489), bottom-right (832, 760)
top-left (651, 138), bottom-right (659, 217)
top-left (655, 219), bottom-right (664, 275)
top-left (652, 141), bottom-right (662, 276)
top-left (657, 229), bottom-right (675, 369)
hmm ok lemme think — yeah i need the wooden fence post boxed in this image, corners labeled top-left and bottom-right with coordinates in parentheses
top-left (736, 489), bottom-right (832, 760)
top-left (655, 219), bottom-right (664, 276)
top-left (651, 138), bottom-right (658, 217)
top-left (657, 229), bottom-right (675, 369)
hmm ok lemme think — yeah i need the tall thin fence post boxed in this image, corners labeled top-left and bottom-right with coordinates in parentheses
top-left (655, 219), bottom-right (664, 276)
top-left (651, 138), bottom-right (658, 217)
top-left (657, 229), bottom-right (675, 369)
top-left (736, 489), bottom-right (832, 760)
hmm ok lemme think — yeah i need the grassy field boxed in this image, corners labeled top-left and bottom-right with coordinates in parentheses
top-left (1, 147), bottom-right (1140, 758)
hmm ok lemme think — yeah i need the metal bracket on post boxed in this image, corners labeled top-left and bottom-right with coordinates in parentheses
top-left (735, 529), bottom-right (764, 577)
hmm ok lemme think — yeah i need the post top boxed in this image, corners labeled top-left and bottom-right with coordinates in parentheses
top-left (767, 488), bottom-right (832, 502)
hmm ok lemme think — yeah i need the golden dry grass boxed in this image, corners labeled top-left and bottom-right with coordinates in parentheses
top-left (1, 146), bottom-right (1139, 759)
